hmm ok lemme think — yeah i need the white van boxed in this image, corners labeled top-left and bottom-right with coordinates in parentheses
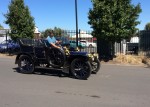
top-left (80, 40), bottom-right (97, 47)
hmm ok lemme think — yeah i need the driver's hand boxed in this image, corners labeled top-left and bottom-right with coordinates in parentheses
top-left (56, 41), bottom-right (60, 45)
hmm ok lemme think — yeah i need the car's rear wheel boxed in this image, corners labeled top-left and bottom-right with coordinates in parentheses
top-left (91, 58), bottom-right (100, 74)
top-left (70, 58), bottom-right (91, 80)
top-left (18, 55), bottom-right (34, 74)
top-left (48, 48), bottom-right (66, 68)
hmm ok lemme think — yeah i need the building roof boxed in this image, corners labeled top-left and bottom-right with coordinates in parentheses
top-left (71, 31), bottom-right (93, 38)
top-left (0, 29), bottom-right (9, 34)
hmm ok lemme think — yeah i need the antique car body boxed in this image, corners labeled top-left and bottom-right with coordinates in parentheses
top-left (15, 38), bottom-right (100, 80)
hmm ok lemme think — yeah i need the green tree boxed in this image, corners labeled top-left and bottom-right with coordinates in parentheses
top-left (0, 24), bottom-right (3, 29)
top-left (42, 27), bottom-right (66, 38)
top-left (144, 22), bottom-right (150, 31)
top-left (88, 0), bottom-right (142, 42)
top-left (42, 28), bottom-right (53, 38)
top-left (4, 0), bottom-right (35, 41)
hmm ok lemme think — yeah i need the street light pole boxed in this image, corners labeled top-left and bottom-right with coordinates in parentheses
top-left (75, 0), bottom-right (78, 47)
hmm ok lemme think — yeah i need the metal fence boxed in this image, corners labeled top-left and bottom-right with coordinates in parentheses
top-left (114, 38), bottom-right (139, 55)
top-left (63, 30), bottom-right (97, 53)
top-left (1, 29), bottom-right (150, 57)
top-left (139, 30), bottom-right (150, 56)
top-left (51, 29), bottom-right (150, 58)
top-left (113, 31), bottom-right (150, 57)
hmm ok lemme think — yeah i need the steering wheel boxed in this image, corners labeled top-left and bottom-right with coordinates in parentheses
top-left (48, 48), bottom-right (66, 68)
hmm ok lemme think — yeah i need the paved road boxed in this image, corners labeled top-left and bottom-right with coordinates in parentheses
top-left (0, 56), bottom-right (150, 107)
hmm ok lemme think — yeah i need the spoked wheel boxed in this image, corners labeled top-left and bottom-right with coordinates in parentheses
top-left (18, 55), bottom-right (34, 74)
top-left (70, 58), bottom-right (91, 80)
top-left (91, 58), bottom-right (100, 74)
top-left (48, 48), bottom-right (65, 68)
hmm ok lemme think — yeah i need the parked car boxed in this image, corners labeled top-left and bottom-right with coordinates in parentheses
top-left (126, 43), bottom-right (138, 54)
top-left (55, 36), bottom-right (86, 49)
top-left (0, 40), bottom-right (20, 53)
top-left (80, 40), bottom-right (97, 47)
top-left (15, 38), bottom-right (100, 80)
top-left (69, 40), bottom-right (86, 48)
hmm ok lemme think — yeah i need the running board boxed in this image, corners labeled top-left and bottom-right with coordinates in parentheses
top-left (35, 66), bottom-right (69, 73)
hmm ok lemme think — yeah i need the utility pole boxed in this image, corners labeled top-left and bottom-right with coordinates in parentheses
top-left (75, 0), bottom-right (78, 47)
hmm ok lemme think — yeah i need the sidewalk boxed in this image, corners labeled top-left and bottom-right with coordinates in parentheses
top-left (0, 53), bottom-right (16, 58)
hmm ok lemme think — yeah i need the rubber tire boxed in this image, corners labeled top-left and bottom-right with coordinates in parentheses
top-left (92, 58), bottom-right (100, 74)
top-left (70, 58), bottom-right (91, 80)
top-left (18, 55), bottom-right (34, 74)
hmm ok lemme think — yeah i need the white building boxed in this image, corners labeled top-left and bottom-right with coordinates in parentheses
top-left (0, 27), bottom-right (41, 43)
top-left (0, 29), bottom-right (11, 43)
top-left (130, 36), bottom-right (139, 43)
top-left (71, 31), bottom-right (93, 39)
top-left (34, 26), bottom-right (41, 38)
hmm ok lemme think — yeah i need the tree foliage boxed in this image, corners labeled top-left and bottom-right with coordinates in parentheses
top-left (4, 0), bottom-right (35, 41)
top-left (42, 27), bottom-right (67, 38)
top-left (0, 24), bottom-right (4, 29)
top-left (144, 22), bottom-right (150, 31)
top-left (88, 0), bottom-right (142, 42)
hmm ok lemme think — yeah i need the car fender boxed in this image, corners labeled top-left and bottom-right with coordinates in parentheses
top-left (15, 53), bottom-right (33, 64)
top-left (69, 51), bottom-right (89, 62)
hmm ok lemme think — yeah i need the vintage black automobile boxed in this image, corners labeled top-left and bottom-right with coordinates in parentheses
top-left (15, 38), bottom-right (100, 80)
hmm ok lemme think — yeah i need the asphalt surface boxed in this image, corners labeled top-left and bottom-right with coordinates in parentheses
top-left (0, 56), bottom-right (150, 107)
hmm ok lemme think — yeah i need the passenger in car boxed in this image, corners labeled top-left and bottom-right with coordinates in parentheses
top-left (46, 30), bottom-right (61, 49)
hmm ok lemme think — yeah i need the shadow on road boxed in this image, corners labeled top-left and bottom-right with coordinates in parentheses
top-left (13, 67), bottom-right (70, 78)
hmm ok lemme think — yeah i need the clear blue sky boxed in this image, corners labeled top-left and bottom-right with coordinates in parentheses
top-left (0, 0), bottom-right (150, 32)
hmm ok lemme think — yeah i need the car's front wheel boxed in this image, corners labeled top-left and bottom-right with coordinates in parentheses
top-left (18, 55), bottom-right (34, 74)
top-left (91, 58), bottom-right (100, 74)
top-left (70, 58), bottom-right (91, 80)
